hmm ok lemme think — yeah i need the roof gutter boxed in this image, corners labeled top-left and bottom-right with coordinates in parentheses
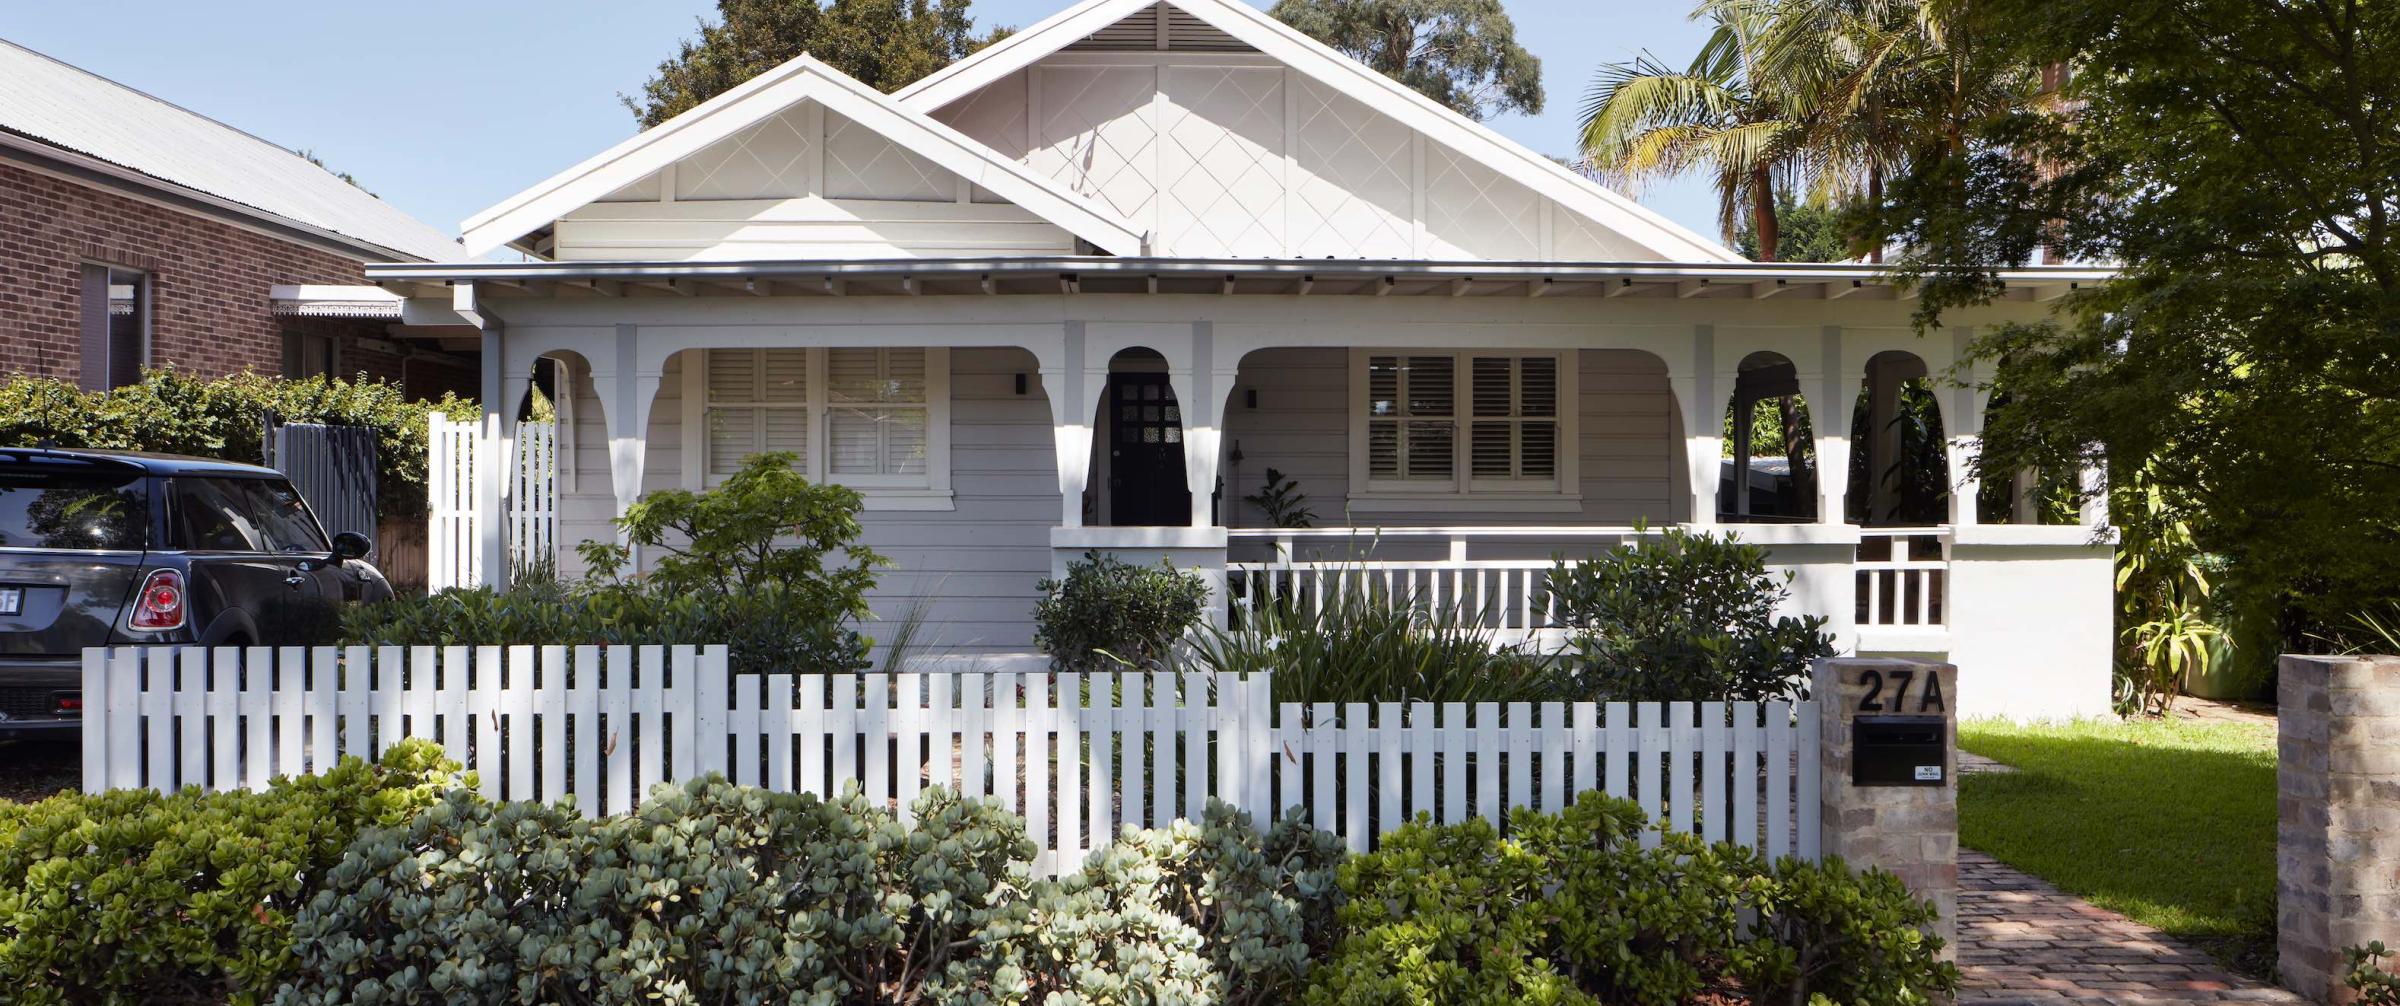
top-left (0, 128), bottom-right (430, 264)
top-left (363, 256), bottom-right (2116, 286)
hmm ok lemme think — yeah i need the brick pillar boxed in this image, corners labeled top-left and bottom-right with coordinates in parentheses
top-left (1816, 657), bottom-right (1961, 956)
top-left (2278, 654), bottom-right (2400, 1004)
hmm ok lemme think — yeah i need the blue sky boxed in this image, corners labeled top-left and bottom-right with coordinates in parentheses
top-left (0, 0), bottom-right (1719, 249)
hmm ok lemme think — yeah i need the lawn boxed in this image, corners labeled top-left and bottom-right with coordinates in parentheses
top-left (1959, 715), bottom-right (2278, 977)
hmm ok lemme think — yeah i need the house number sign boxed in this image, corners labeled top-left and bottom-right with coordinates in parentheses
top-left (1854, 666), bottom-right (1946, 715)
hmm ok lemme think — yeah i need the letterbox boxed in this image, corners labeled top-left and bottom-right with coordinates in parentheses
top-left (1851, 715), bottom-right (1948, 786)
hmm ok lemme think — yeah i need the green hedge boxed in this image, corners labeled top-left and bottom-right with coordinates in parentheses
top-left (0, 742), bottom-right (462, 1006)
top-left (0, 370), bottom-right (472, 518)
top-left (6, 762), bottom-right (1954, 1005)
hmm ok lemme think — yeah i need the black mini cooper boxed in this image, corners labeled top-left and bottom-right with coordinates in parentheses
top-left (0, 448), bottom-right (393, 738)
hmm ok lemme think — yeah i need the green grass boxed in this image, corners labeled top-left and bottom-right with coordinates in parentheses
top-left (1959, 716), bottom-right (2278, 977)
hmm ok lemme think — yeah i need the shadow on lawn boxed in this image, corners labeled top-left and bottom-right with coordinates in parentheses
top-left (1960, 724), bottom-right (2279, 979)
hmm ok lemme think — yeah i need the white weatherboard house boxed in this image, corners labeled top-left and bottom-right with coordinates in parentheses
top-left (373, 0), bottom-right (2116, 720)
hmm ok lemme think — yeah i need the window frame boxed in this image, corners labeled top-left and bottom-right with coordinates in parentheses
top-left (685, 347), bottom-right (952, 509)
top-left (1347, 348), bottom-right (1580, 509)
top-left (79, 263), bottom-right (150, 392)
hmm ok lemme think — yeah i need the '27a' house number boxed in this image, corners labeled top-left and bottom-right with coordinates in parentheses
top-left (1854, 666), bottom-right (1946, 714)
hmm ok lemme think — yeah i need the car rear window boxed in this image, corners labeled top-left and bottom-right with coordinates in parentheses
top-left (170, 477), bottom-right (328, 553)
top-left (0, 470), bottom-right (149, 550)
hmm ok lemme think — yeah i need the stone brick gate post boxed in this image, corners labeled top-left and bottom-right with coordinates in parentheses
top-left (2279, 654), bottom-right (2400, 1004)
top-left (1815, 657), bottom-right (1962, 956)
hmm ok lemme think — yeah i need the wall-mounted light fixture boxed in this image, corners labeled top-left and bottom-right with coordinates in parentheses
top-left (1244, 388), bottom-right (1258, 410)
top-left (1015, 373), bottom-right (1028, 396)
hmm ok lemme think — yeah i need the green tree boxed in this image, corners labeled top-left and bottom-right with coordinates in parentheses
top-left (1735, 193), bottom-right (1849, 262)
top-left (622, 0), bottom-right (1003, 127)
top-left (1579, 2), bottom-right (1804, 259)
top-left (1877, 0), bottom-right (2400, 673)
top-left (1269, 0), bottom-right (1542, 121)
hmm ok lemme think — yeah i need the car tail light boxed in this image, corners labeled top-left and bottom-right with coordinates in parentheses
top-left (128, 568), bottom-right (186, 631)
top-left (55, 694), bottom-right (80, 714)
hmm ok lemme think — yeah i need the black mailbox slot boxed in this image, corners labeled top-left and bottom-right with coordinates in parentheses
top-left (1852, 715), bottom-right (1947, 787)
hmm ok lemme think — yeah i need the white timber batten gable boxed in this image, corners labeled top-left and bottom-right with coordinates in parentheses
top-left (458, 55), bottom-right (1149, 260)
top-left (894, 0), bottom-right (1741, 262)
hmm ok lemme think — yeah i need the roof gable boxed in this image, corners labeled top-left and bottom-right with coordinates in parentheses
top-left (461, 55), bottom-right (1149, 258)
top-left (0, 40), bottom-right (461, 262)
top-left (896, 0), bottom-right (1741, 264)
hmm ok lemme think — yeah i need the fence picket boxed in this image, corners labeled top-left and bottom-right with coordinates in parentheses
top-left (79, 649), bottom-right (1825, 877)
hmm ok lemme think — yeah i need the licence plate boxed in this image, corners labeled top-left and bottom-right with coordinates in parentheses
top-left (0, 588), bottom-right (19, 616)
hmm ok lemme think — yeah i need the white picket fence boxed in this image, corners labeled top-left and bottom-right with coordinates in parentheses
top-left (81, 645), bottom-right (1821, 875)
top-left (425, 414), bottom-right (559, 591)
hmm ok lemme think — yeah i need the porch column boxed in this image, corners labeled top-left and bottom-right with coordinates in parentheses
top-left (467, 285), bottom-right (508, 590)
top-left (2078, 457), bottom-right (2109, 527)
top-left (1164, 322), bottom-right (1226, 529)
top-left (1816, 327), bottom-right (1853, 524)
top-left (1946, 327), bottom-right (1982, 528)
top-left (1042, 322), bottom-right (1093, 528)
top-left (1676, 324), bottom-right (1722, 526)
top-left (587, 324), bottom-right (660, 562)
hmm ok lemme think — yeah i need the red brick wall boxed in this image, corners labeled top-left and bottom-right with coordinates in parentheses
top-left (0, 159), bottom-right (473, 400)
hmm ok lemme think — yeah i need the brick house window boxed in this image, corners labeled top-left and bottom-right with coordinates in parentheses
top-left (283, 331), bottom-right (341, 380)
top-left (78, 264), bottom-right (148, 391)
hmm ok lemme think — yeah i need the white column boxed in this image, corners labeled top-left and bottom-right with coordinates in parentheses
top-left (1947, 327), bottom-right (1982, 528)
top-left (1170, 322), bottom-right (1225, 529)
top-left (1816, 326), bottom-right (1850, 524)
top-left (1043, 322), bottom-right (1092, 528)
top-left (2078, 457), bottom-right (2109, 527)
top-left (474, 321), bottom-right (508, 590)
top-left (1678, 324), bottom-right (1721, 526)
top-left (587, 324), bottom-right (660, 565)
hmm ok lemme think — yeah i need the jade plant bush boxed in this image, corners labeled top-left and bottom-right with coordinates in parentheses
top-left (0, 370), bottom-right (471, 518)
top-left (345, 452), bottom-right (885, 674)
top-left (1034, 551), bottom-right (1210, 672)
top-left (1547, 526), bottom-right (1837, 703)
top-left (1308, 791), bottom-right (1956, 1006)
top-left (278, 782), bottom-right (1037, 1005)
top-left (1030, 802), bottom-right (1347, 1006)
top-left (0, 741), bottom-right (462, 1006)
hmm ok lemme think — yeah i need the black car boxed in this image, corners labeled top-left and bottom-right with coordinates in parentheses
top-left (0, 448), bottom-right (392, 738)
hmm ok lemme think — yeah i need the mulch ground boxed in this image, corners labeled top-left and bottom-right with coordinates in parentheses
top-left (0, 739), bottom-right (81, 803)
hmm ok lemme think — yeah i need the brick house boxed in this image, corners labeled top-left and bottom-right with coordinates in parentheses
top-left (0, 38), bottom-right (472, 398)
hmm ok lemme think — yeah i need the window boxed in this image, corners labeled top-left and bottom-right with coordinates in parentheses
top-left (0, 470), bottom-right (147, 550)
top-left (694, 347), bottom-right (950, 504)
top-left (78, 265), bottom-right (147, 391)
top-left (1353, 350), bottom-right (1576, 503)
top-left (283, 331), bottom-right (342, 381)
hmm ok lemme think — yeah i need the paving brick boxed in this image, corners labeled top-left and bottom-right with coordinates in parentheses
top-left (1958, 851), bottom-right (2303, 1005)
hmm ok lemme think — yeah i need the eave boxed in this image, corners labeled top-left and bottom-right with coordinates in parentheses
top-left (364, 256), bottom-right (2112, 303)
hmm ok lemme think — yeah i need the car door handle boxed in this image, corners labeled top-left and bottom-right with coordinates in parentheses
top-left (284, 575), bottom-right (307, 588)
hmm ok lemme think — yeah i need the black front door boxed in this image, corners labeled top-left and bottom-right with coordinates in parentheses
top-left (1106, 372), bottom-right (1191, 526)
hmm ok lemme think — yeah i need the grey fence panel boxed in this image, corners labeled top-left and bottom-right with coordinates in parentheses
top-left (271, 422), bottom-right (378, 539)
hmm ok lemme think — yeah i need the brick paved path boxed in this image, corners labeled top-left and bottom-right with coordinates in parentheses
top-left (1959, 850), bottom-right (2302, 1005)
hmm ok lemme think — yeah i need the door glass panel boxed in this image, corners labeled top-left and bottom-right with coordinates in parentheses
top-left (171, 478), bottom-right (268, 552)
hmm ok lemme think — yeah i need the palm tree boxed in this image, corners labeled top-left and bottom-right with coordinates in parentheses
top-left (1579, 1), bottom-right (1807, 260)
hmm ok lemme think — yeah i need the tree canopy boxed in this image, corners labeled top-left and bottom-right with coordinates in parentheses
top-left (622, 0), bottom-right (1006, 128)
top-left (1878, 0), bottom-right (2400, 664)
top-left (1269, 0), bottom-right (1542, 122)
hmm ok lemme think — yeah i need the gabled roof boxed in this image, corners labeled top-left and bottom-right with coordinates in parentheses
top-left (0, 39), bottom-right (463, 263)
top-left (893, 0), bottom-right (1743, 264)
top-left (461, 54), bottom-right (1150, 259)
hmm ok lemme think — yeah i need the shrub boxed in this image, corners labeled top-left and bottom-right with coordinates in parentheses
top-left (1309, 793), bottom-right (1744, 1006)
top-left (1306, 792), bottom-right (1954, 1006)
top-left (1730, 855), bottom-right (1959, 1006)
top-left (1030, 802), bottom-right (1347, 1006)
top-left (280, 781), bottom-right (1037, 1006)
top-left (1193, 580), bottom-right (1558, 705)
top-left (1035, 551), bottom-right (1210, 672)
top-left (0, 370), bottom-right (471, 518)
top-left (0, 741), bottom-right (461, 1006)
top-left (1547, 526), bottom-right (1836, 702)
top-left (2350, 942), bottom-right (2400, 1006)
top-left (347, 452), bottom-right (883, 674)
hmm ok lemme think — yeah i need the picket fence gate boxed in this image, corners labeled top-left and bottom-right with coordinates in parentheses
top-left (426, 414), bottom-right (560, 591)
top-left (82, 644), bottom-right (1821, 875)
